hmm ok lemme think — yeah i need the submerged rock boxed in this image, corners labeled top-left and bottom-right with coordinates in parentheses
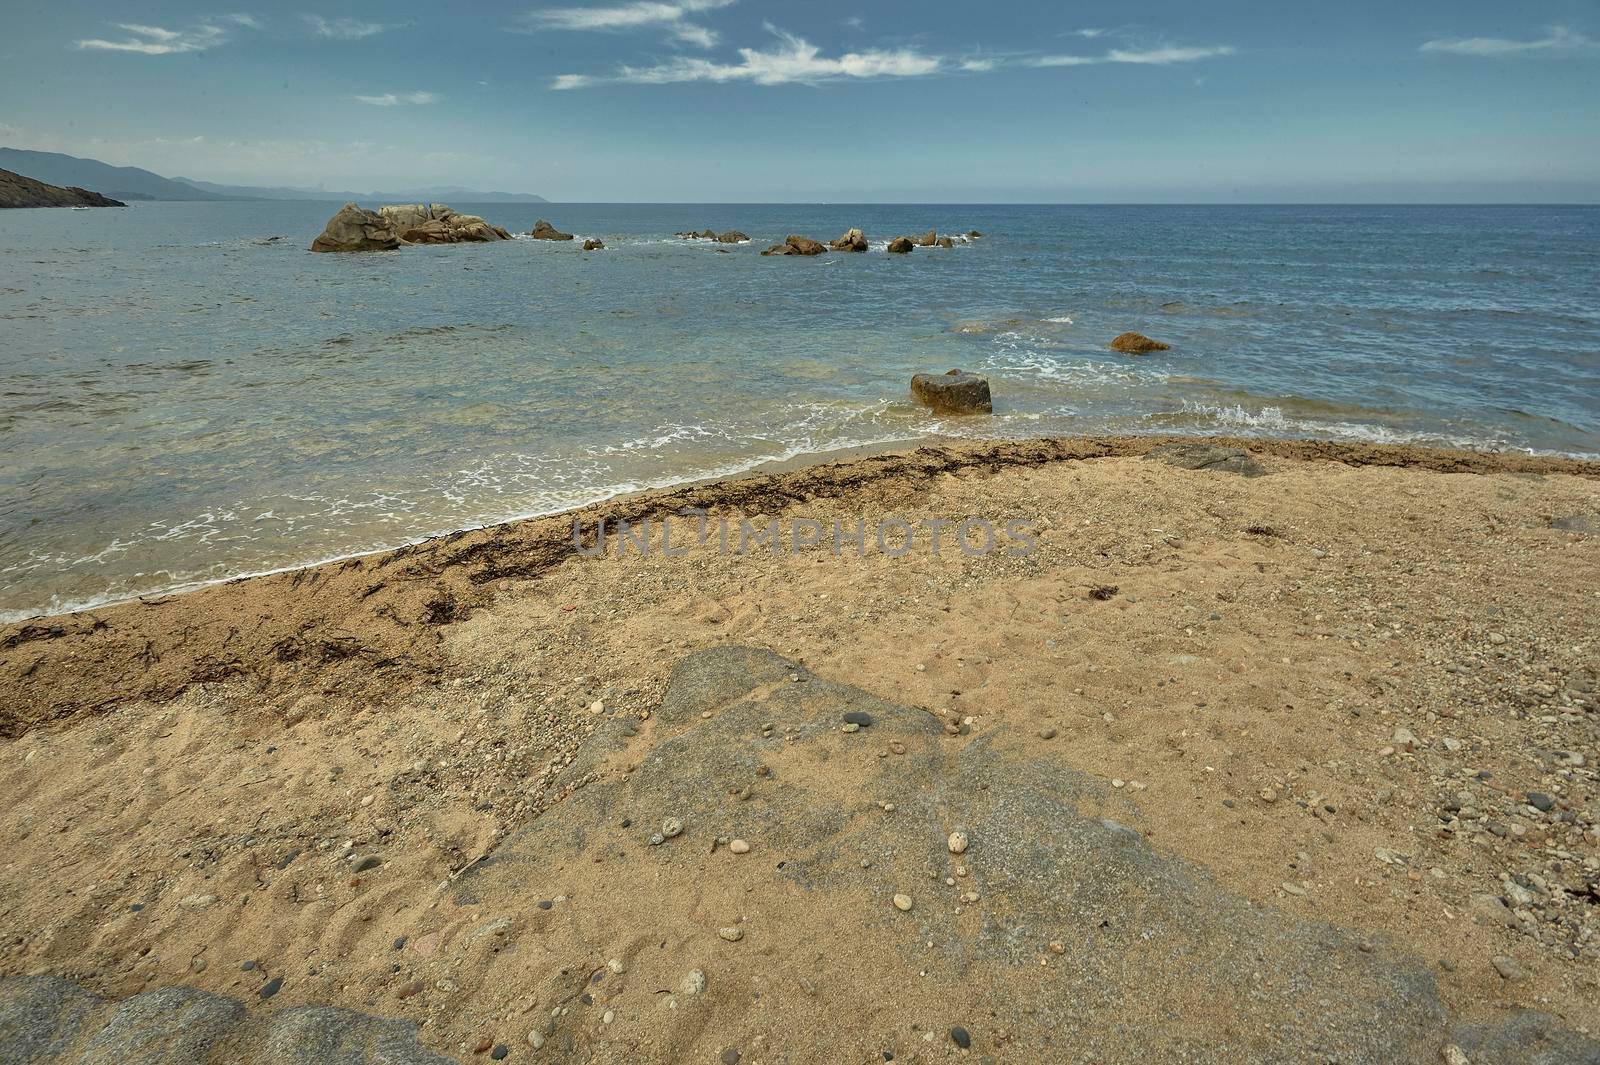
top-left (309, 203), bottom-right (401, 252)
top-left (829, 228), bottom-right (868, 252)
top-left (1110, 331), bottom-right (1171, 354)
top-left (911, 369), bottom-right (993, 414)
top-left (529, 219), bottom-right (574, 241)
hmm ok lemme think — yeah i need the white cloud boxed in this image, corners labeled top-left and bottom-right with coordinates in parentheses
top-left (1073, 28), bottom-right (1107, 39)
top-left (354, 91), bottom-right (442, 106)
top-left (303, 15), bottom-right (391, 39)
top-left (553, 27), bottom-right (941, 88)
top-left (1031, 43), bottom-right (1235, 67)
top-left (521, 0), bottom-right (735, 48)
top-left (959, 57), bottom-right (997, 72)
top-left (75, 16), bottom-right (255, 55)
top-left (1420, 25), bottom-right (1594, 57)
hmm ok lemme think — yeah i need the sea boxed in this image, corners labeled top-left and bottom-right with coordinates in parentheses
top-left (1, 201), bottom-right (1596, 621)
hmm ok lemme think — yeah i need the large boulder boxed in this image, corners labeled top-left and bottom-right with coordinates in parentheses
top-left (715, 230), bottom-right (748, 244)
top-left (829, 228), bottom-right (868, 252)
top-left (760, 235), bottom-right (827, 256)
top-left (911, 369), bottom-right (993, 414)
top-left (1110, 331), bottom-right (1171, 354)
top-left (309, 203), bottom-right (401, 252)
top-left (529, 219), bottom-right (574, 241)
top-left (886, 236), bottom-right (915, 254)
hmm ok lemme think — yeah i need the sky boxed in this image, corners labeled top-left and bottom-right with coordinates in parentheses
top-left (2, 1), bottom-right (1597, 202)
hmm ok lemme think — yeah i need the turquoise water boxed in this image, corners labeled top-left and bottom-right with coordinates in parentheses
top-left (2, 201), bottom-right (1597, 619)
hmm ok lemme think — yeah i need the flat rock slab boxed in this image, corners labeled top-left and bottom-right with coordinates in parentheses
top-left (447, 646), bottom-right (1596, 1064)
top-left (0, 975), bottom-right (452, 1065)
top-left (1145, 441), bottom-right (1268, 477)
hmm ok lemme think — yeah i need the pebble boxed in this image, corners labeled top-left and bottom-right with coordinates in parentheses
top-left (1491, 955), bottom-right (1527, 982)
top-left (843, 711), bottom-right (874, 727)
top-left (1526, 792), bottom-right (1555, 812)
top-left (528, 1029), bottom-right (546, 1048)
top-left (888, 741), bottom-right (906, 755)
top-left (178, 893), bottom-right (217, 908)
top-left (947, 831), bottom-right (969, 855)
top-left (491, 1047), bottom-right (509, 1061)
top-left (729, 839), bottom-right (751, 854)
top-left (474, 1037), bottom-right (494, 1053)
top-left (950, 1027), bottom-right (972, 1049)
top-left (397, 980), bottom-right (424, 999)
top-left (841, 723), bottom-right (860, 733)
top-left (721, 1051), bottom-right (742, 1065)
top-left (1442, 1046), bottom-right (1470, 1065)
top-left (352, 855), bottom-right (381, 873)
top-left (1037, 728), bottom-right (1056, 740)
top-left (603, 1010), bottom-right (615, 1024)
top-left (893, 894), bottom-right (914, 912)
top-left (259, 977), bottom-right (283, 1000)
top-left (681, 969), bottom-right (707, 994)
top-left (718, 926), bottom-right (744, 942)
top-left (1049, 941), bottom-right (1065, 954)
top-left (662, 817), bottom-right (684, 839)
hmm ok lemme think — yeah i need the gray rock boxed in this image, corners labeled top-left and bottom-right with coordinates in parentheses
top-left (0, 975), bottom-right (453, 1065)
top-left (1144, 442), bottom-right (1268, 477)
top-left (911, 370), bottom-right (993, 415)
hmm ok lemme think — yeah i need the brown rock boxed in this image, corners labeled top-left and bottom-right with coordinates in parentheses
top-left (583, 238), bottom-right (605, 251)
top-left (886, 237), bottom-right (915, 254)
top-left (916, 229), bottom-right (938, 247)
top-left (310, 203), bottom-right (402, 252)
top-left (829, 228), bottom-right (868, 252)
top-left (529, 219), bottom-right (574, 241)
top-left (1110, 332), bottom-right (1171, 355)
top-left (715, 230), bottom-right (748, 244)
top-left (967, 230), bottom-right (983, 238)
top-left (761, 235), bottom-right (827, 256)
top-left (936, 236), bottom-right (955, 248)
top-left (911, 369), bottom-right (993, 415)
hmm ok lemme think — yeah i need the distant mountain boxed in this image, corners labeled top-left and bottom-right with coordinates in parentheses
top-left (173, 177), bottom-right (548, 204)
top-left (0, 149), bottom-right (232, 202)
top-left (0, 168), bottom-right (125, 209)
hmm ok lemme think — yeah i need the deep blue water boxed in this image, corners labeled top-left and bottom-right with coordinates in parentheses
top-left (1, 201), bottom-right (1596, 619)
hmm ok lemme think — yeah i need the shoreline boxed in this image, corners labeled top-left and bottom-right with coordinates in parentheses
top-left (4, 429), bottom-right (1596, 629)
top-left (2, 432), bottom-right (1597, 738)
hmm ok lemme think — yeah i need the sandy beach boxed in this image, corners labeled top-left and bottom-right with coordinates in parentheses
top-left (2, 435), bottom-right (1598, 1063)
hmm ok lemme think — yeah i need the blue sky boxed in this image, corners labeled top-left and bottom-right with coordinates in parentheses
top-left (2, 1), bottom-right (1597, 201)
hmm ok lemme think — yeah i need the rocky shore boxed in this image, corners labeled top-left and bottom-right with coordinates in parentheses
top-left (0, 167), bottom-right (124, 209)
top-left (1, 437), bottom-right (1597, 1063)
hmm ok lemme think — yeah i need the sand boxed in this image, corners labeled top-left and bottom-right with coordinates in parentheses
top-left (1, 435), bottom-right (1597, 1062)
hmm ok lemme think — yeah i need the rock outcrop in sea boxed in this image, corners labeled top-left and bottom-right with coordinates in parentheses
top-left (1110, 332), bottom-right (1171, 354)
top-left (886, 236), bottom-right (915, 254)
top-left (0, 167), bottom-right (124, 209)
top-left (760, 235), bottom-right (827, 256)
top-left (528, 219), bottom-right (574, 241)
top-left (583, 238), bottom-right (605, 251)
top-left (309, 203), bottom-right (511, 251)
top-left (911, 369), bottom-right (994, 414)
top-left (829, 228), bottom-right (868, 252)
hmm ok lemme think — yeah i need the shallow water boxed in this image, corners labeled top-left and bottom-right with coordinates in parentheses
top-left (2, 201), bottom-right (1597, 619)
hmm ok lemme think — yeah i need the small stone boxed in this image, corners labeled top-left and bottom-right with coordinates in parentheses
top-left (602, 1010), bottom-right (614, 1024)
top-left (1037, 728), bottom-right (1056, 740)
top-left (528, 1028), bottom-right (547, 1048)
top-left (178, 893), bottom-right (217, 908)
top-left (474, 1037), bottom-right (494, 1054)
top-left (721, 1051), bottom-right (742, 1065)
top-left (947, 831), bottom-right (969, 855)
top-left (950, 1027), bottom-right (972, 1049)
top-left (841, 723), bottom-right (860, 734)
top-left (893, 894), bottom-right (914, 912)
top-left (491, 1047), bottom-right (509, 1061)
top-left (1526, 792), bottom-right (1555, 812)
top-left (649, 833), bottom-right (666, 846)
top-left (1491, 955), bottom-right (1527, 982)
top-left (588, 699), bottom-right (605, 715)
top-left (1487, 632), bottom-right (1506, 645)
top-left (189, 957), bottom-right (206, 973)
top-left (888, 741), bottom-right (906, 754)
top-left (352, 855), bottom-right (381, 873)
top-left (843, 710), bottom-right (874, 727)
top-left (1442, 1045), bottom-right (1470, 1065)
top-left (259, 977), bottom-right (283, 1000)
top-left (397, 980), bottom-right (425, 999)
top-left (681, 969), bottom-right (707, 994)
top-left (393, 936), bottom-right (408, 951)
top-left (718, 926), bottom-right (744, 942)
top-left (729, 839), bottom-right (751, 854)
top-left (1049, 941), bottom-right (1065, 954)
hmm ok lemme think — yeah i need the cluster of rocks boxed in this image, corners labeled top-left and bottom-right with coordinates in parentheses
top-left (676, 228), bottom-right (749, 244)
top-left (759, 227), bottom-right (981, 256)
top-left (760, 234), bottom-right (827, 257)
top-left (309, 202), bottom-right (512, 252)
